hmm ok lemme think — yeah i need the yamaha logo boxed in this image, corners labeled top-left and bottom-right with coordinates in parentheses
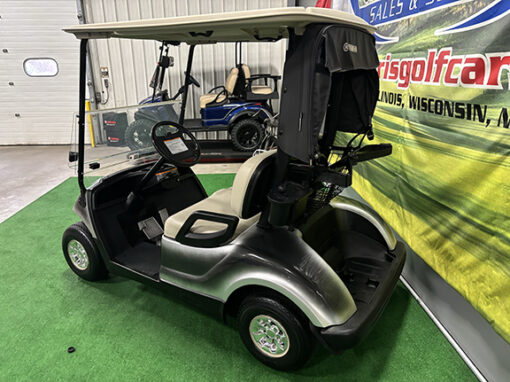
top-left (343, 42), bottom-right (358, 53)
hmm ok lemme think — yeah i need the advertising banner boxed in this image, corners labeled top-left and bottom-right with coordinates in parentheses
top-left (332, 0), bottom-right (510, 342)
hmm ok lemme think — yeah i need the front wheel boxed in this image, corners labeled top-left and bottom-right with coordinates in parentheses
top-left (62, 222), bottom-right (108, 281)
top-left (237, 295), bottom-right (314, 370)
top-left (230, 118), bottom-right (263, 151)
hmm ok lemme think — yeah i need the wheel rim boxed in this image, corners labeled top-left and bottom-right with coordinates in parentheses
top-left (237, 125), bottom-right (260, 149)
top-left (249, 314), bottom-right (290, 358)
top-left (132, 125), bottom-right (151, 148)
top-left (67, 239), bottom-right (89, 271)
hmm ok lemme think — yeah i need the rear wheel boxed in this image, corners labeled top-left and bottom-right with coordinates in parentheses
top-left (125, 119), bottom-right (153, 150)
top-left (230, 118), bottom-right (263, 151)
top-left (62, 222), bottom-right (108, 281)
top-left (237, 295), bottom-right (313, 370)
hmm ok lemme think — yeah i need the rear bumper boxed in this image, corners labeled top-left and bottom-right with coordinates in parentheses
top-left (311, 241), bottom-right (406, 353)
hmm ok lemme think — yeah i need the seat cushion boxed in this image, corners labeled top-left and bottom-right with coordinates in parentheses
top-left (250, 85), bottom-right (273, 95)
top-left (200, 93), bottom-right (226, 108)
top-left (164, 188), bottom-right (260, 240)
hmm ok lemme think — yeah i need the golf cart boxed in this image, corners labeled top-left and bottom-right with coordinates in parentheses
top-left (125, 40), bottom-right (280, 152)
top-left (63, 7), bottom-right (405, 371)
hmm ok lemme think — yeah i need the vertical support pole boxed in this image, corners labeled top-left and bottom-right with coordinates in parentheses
top-left (179, 44), bottom-right (196, 125)
top-left (78, 38), bottom-right (88, 204)
top-left (151, 41), bottom-right (165, 102)
top-left (76, 0), bottom-right (102, 144)
top-left (257, 28), bottom-right (295, 229)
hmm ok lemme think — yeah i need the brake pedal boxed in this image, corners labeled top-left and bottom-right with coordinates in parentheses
top-left (137, 217), bottom-right (163, 240)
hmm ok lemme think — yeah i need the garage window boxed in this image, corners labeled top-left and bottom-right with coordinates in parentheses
top-left (23, 58), bottom-right (59, 77)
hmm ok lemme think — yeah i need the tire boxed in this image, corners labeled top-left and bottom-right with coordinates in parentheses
top-left (62, 222), bottom-right (108, 281)
top-left (230, 118), bottom-right (263, 151)
top-left (238, 295), bottom-right (314, 371)
top-left (125, 119), bottom-right (154, 150)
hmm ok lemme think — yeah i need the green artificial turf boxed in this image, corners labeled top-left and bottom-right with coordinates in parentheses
top-left (0, 175), bottom-right (475, 381)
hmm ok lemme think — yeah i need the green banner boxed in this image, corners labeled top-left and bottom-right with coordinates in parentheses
top-left (341, 0), bottom-right (510, 342)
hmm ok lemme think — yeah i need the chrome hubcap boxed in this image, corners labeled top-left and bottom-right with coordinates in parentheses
top-left (249, 315), bottom-right (289, 358)
top-left (67, 240), bottom-right (89, 271)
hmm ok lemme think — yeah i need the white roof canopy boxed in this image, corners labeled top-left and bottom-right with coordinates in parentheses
top-left (63, 7), bottom-right (375, 43)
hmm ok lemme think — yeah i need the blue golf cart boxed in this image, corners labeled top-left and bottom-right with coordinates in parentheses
top-left (125, 41), bottom-right (280, 152)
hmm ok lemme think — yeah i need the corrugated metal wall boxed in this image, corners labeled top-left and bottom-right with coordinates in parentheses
top-left (83, 0), bottom-right (288, 121)
top-left (0, 0), bottom-right (80, 144)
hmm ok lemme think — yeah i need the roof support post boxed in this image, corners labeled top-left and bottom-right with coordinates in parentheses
top-left (76, 0), bottom-right (101, 144)
top-left (179, 44), bottom-right (196, 125)
top-left (78, 38), bottom-right (88, 205)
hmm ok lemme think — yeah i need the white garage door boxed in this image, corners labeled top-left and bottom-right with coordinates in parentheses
top-left (0, 0), bottom-right (80, 144)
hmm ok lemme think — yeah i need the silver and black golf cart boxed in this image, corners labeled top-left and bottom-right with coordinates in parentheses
top-left (62, 7), bottom-right (405, 371)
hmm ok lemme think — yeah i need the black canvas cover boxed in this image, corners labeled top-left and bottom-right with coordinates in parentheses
top-left (278, 24), bottom-right (379, 163)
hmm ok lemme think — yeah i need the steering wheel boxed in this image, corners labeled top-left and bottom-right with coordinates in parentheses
top-left (151, 121), bottom-right (201, 167)
top-left (188, 74), bottom-right (201, 88)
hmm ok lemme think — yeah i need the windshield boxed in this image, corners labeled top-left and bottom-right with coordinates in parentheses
top-left (69, 99), bottom-right (180, 177)
top-left (69, 39), bottom-right (284, 178)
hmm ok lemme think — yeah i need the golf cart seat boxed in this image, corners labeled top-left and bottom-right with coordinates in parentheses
top-left (199, 67), bottom-right (239, 108)
top-left (240, 64), bottom-right (280, 100)
top-left (164, 150), bottom-right (276, 247)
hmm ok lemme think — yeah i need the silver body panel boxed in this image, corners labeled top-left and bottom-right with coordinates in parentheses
top-left (160, 225), bottom-right (357, 328)
top-left (80, 177), bottom-right (396, 329)
top-left (159, 196), bottom-right (397, 328)
top-left (74, 198), bottom-right (97, 238)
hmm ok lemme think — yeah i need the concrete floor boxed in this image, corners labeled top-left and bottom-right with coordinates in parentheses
top-left (0, 145), bottom-right (240, 223)
top-left (0, 146), bottom-right (75, 223)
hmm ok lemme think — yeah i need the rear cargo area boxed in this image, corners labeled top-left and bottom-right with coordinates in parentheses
top-left (299, 205), bottom-right (400, 309)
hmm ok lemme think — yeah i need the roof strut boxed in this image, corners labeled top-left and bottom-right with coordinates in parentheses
top-left (179, 44), bottom-right (195, 125)
top-left (150, 41), bottom-right (170, 102)
top-left (77, 38), bottom-right (88, 205)
top-left (235, 42), bottom-right (242, 67)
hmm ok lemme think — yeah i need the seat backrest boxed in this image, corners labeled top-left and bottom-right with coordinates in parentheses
top-left (231, 150), bottom-right (276, 219)
top-left (241, 64), bottom-right (251, 82)
top-left (225, 67), bottom-right (239, 95)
